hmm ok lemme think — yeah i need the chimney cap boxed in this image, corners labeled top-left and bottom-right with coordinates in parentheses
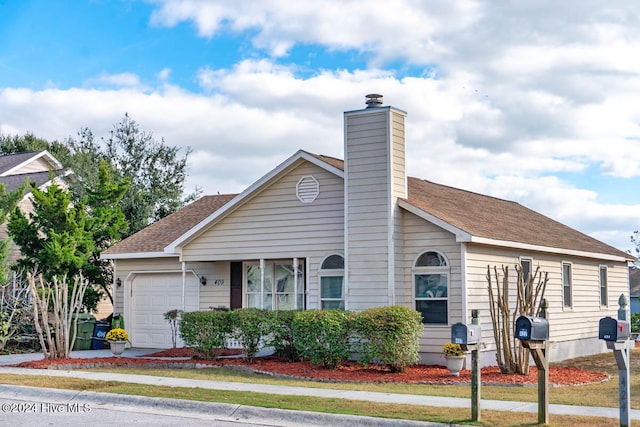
top-left (365, 93), bottom-right (383, 108)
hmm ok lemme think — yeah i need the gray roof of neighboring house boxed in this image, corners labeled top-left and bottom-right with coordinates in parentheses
top-left (102, 152), bottom-right (632, 260)
top-left (0, 171), bottom-right (52, 192)
top-left (0, 151), bottom-right (44, 175)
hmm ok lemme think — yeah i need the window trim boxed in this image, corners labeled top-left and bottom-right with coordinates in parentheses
top-left (413, 250), bottom-right (450, 325)
top-left (562, 262), bottom-right (573, 309)
top-left (318, 253), bottom-right (345, 310)
top-left (599, 265), bottom-right (608, 307)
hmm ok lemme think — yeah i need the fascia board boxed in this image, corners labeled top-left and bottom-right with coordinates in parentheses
top-left (101, 251), bottom-right (178, 260)
top-left (469, 236), bottom-right (632, 263)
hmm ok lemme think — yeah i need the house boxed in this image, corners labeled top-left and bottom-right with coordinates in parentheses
top-left (102, 95), bottom-right (634, 365)
top-left (0, 150), bottom-right (69, 266)
top-left (0, 151), bottom-right (115, 318)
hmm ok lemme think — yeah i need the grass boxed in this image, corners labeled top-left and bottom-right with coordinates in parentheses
top-left (0, 349), bottom-right (638, 426)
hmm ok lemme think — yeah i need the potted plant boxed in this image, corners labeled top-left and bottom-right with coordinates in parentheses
top-left (443, 342), bottom-right (465, 376)
top-left (105, 328), bottom-right (129, 357)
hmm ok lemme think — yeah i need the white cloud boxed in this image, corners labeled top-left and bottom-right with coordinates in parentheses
top-left (3, 0), bottom-right (640, 254)
top-left (83, 72), bottom-right (145, 89)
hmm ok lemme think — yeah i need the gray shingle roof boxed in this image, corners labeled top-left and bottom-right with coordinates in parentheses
top-left (102, 194), bottom-right (237, 255)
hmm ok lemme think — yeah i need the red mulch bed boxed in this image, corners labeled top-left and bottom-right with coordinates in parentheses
top-left (13, 347), bottom-right (609, 386)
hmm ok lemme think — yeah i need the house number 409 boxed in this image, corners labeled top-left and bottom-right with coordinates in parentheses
top-left (213, 279), bottom-right (224, 286)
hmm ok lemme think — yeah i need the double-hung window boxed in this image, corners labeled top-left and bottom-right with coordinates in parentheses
top-left (562, 262), bottom-right (572, 308)
top-left (599, 266), bottom-right (608, 307)
top-left (414, 251), bottom-right (449, 324)
top-left (319, 254), bottom-right (345, 309)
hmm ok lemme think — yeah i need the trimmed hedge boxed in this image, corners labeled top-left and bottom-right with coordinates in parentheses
top-left (292, 309), bottom-right (355, 369)
top-left (179, 305), bottom-right (423, 370)
top-left (354, 305), bottom-right (423, 372)
top-left (229, 308), bottom-right (273, 363)
top-left (179, 309), bottom-right (232, 360)
top-left (268, 309), bottom-right (300, 361)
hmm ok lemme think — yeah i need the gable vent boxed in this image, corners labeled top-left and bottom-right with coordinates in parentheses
top-left (296, 175), bottom-right (319, 203)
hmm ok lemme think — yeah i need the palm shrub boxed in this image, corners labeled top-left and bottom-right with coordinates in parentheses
top-left (179, 309), bottom-right (232, 360)
top-left (268, 310), bottom-right (299, 361)
top-left (229, 308), bottom-right (273, 363)
top-left (292, 309), bottom-right (354, 369)
top-left (354, 305), bottom-right (423, 372)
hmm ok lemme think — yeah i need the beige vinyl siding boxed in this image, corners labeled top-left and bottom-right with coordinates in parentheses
top-left (344, 108), bottom-right (407, 310)
top-left (464, 244), bottom-right (629, 351)
top-left (390, 110), bottom-right (406, 199)
top-left (400, 211), bottom-right (462, 354)
top-left (114, 258), bottom-right (230, 315)
top-left (181, 162), bottom-right (344, 309)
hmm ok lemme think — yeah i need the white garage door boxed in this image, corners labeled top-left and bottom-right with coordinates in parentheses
top-left (129, 273), bottom-right (199, 348)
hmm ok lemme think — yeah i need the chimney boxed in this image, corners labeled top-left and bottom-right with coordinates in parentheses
top-left (343, 94), bottom-right (407, 310)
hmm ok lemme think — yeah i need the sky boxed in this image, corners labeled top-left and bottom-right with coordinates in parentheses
top-left (1, 0), bottom-right (640, 255)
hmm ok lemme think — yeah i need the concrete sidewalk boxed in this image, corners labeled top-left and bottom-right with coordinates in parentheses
top-left (0, 350), bottom-right (638, 423)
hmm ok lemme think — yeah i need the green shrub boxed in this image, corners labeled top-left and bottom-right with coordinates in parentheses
top-left (268, 310), bottom-right (300, 361)
top-left (631, 312), bottom-right (640, 334)
top-left (229, 308), bottom-right (273, 363)
top-left (179, 310), bottom-right (232, 360)
top-left (292, 309), bottom-right (354, 369)
top-left (354, 305), bottom-right (423, 372)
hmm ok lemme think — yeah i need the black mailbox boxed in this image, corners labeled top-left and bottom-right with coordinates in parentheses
top-left (515, 316), bottom-right (549, 341)
top-left (451, 322), bottom-right (481, 345)
top-left (598, 316), bottom-right (630, 342)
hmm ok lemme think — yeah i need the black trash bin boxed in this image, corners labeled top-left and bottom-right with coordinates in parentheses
top-left (92, 322), bottom-right (111, 350)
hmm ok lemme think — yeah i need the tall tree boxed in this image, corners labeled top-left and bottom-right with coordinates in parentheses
top-left (102, 114), bottom-right (199, 235)
top-left (1, 114), bottom-right (200, 238)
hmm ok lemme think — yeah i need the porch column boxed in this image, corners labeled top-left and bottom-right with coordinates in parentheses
top-left (260, 258), bottom-right (265, 309)
top-left (293, 257), bottom-right (298, 309)
top-left (181, 261), bottom-right (187, 312)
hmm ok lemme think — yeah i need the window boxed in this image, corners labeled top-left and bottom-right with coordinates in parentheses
top-left (562, 262), bottom-right (572, 308)
top-left (599, 266), bottom-right (608, 307)
top-left (245, 260), bottom-right (305, 310)
top-left (520, 258), bottom-right (532, 299)
top-left (319, 254), bottom-right (344, 309)
top-left (414, 251), bottom-right (449, 324)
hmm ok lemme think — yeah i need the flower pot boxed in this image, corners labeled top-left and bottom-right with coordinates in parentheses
top-left (445, 355), bottom-right (465, 376)
top-left (109, 340), bottom-right (127, 357)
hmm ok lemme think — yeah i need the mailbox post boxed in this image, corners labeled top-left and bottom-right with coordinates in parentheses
top-left (599, 294), bottom-right (631, 427)
top-left (451, 309), bottom-right (482, 422)
top-left (515, 298), bottom-right (549, 425)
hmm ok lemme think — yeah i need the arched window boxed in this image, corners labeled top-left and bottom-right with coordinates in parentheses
top-left (319, 254), bottom-right (344, 309)
top-left (414, 250), bottom-right (449, 324)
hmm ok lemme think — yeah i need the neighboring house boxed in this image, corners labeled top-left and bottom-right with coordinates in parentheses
top-left (102, 95), bottom-right (634, 365)
top-left (0, 150), bottom-right (68, 266)
top-left (0, 151), bottom-right (114, 319)
top-left (629, 267), bottom-right (640, 314)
